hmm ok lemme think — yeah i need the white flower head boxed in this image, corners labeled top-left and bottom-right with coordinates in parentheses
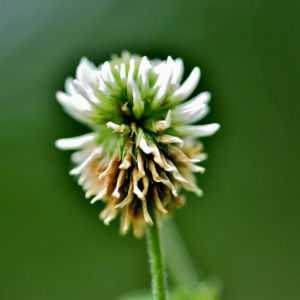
top-left (56, 51), bottom-right (220, 237)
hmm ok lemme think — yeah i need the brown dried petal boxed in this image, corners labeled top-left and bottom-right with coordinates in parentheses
top-left (148, 160), bottom-right (178, 196)
top-left (139, 136), bottom-right (154, 154)
top-left (141, 198), bottom-right (153, 226)
top-left (131, 122), bottom-right (137, 136)
top-left (172, 195), bottom-right (186, 208)
top-left (157, 134), bottom-right (183, 147)
top-left (99, 198), bottom-right (117, 220)
top-left (154, 110), bottom-right (171, 131)
top-left (165, 158), bottom-right (188, 183)
top-left (91, 155), bottom-right (119, 203)
top-left (150, 143), bottom-right (165, 168)
top-left (120, 202), bottom-right (134, 235)
top-left (112, 169), bottom-right (126, 198)
top-left (99, 150), bottom-right (120, 179)
top-left (104, 206), bottom-right (121, 225)
top-left (133, 167), bottom-right (144, 200)
top-left (132, 209), bottom-right (145, 238)
top-left (115, 179), bottom-right (134, 208)
top-left (137, 151), bottom-right (145, 181)
top-left (119, 151), bottom-right (132, 169)
top-left (160, 153), bottom-right (177, 173)
top-left (152, 185), bottom-right (168, 214)
top-left (168, 144), bottom-right (200, 163)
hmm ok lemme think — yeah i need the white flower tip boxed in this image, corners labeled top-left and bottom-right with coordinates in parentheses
top-left (177, 123), bottom-right (220, 138)
top-left (120, 63), bottom-right (127, 85)
top-left (69, 169), bottom-right (78, 175)
top-left (79, 56), bottom-right (89, 64)
top-left (201, 91), bottom-right (211, 103)
top-left (104, 218), bottom-right (111, 226)
top-left (54, 139), bottom-right (64, 149)
top-left (211, 123), bottom-right (221, 133)
top-left (172, 58), bottom-right (184, 84)
top-left (169, 66), bottom-right (201, 103)
top-left (190, 158), bottom-right (201, 163)
top-left (112, 191), bottom-right (120, 198)
top-left (55, 91), bottom-right (63, 100)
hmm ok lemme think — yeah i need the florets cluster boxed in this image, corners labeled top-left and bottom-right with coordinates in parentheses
top-left (56, 52), bottom-right (219, 237)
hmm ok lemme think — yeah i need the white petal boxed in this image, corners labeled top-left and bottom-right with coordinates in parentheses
top-left (55, 133), bottom-right (97, 150)
top-left (69, 147), bottom-right (102, 175)
top-left (127, 59), bottom-right (135, 97)
top-left (190, 105), bottom-right (210, 124)
top-left (98, 76), bottom-right (111, 95)
top-left (151, 60), bottom-right (165, 75)
top-left (131, 79), bottom-right (144, 119)
top-left (152, 67), bottom-right (172, 110)
top-left (56, 92), bottom-right (93, 125)
top-left (178, 92), bottom-right (211, 111)
top-left (171, 58), bottom-right (184, 84)
top-left (56, 91), bottom-right (93, 112)
top-left (71, 148), bottom-right (92, 164)
top-left (65, 77), bottom-right (78, 96)
top-left (176, 123), bottom-right (220, 137)
top-left (74, 80), bottom-right (103, 108)
top-left (150, 64), bottom-right (172, 95)
top-left (76, 57), bottom-right (99, 92)
top-left (168, 67), bottom-right (201, 104)
top-left (137, 56), bottom-right (149, 99)
top-left (172, 103), bottom-right (206, 125)
top-left (120, 63), bottom-right (127, 86)
top-left (102, 62), bottom-right (120, 91)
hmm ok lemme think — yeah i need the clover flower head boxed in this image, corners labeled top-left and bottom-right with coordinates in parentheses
top-left (55, 51), bottom-right (220, 237)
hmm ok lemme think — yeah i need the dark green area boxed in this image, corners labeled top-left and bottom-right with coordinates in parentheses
top-left (0, 0), bottom-right (299, 299)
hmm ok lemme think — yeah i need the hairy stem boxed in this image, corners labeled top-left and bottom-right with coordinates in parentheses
top-left (146, 205), bottom-right (168, 300)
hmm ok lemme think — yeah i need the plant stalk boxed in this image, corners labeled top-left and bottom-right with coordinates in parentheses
top-left (146, 205), bottom-right (168, 300)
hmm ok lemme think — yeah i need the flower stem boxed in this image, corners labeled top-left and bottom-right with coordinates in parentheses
top-left (146, 205), bottom-right (168, 300)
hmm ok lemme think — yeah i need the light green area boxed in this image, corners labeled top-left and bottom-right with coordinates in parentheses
top-left (0, 0), bottom-right (300, 300)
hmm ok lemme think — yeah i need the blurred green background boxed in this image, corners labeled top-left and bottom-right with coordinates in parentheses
top-left (1, 0), bottom-right (299, 299)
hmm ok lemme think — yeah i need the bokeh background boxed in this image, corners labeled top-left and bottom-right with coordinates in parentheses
top-left (1, 0), bottom-right (299, 299)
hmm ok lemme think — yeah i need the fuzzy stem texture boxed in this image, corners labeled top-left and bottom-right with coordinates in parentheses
top-left (146, 205), bottom-right (168, 300)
